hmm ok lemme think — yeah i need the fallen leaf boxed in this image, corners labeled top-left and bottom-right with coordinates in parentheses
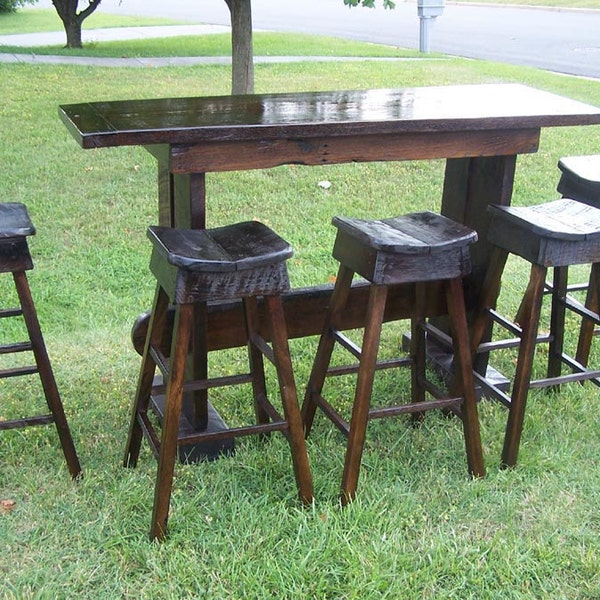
top-left (1, 499), bottom-right (16, 514)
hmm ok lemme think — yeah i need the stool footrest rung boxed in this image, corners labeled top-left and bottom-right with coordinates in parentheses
top-left (531, 371), bottom-right (600, 388)
top-left (149, 345), bottom-right (168, 378)
top-left (477, 333), bottom-right (552, 354)
top-left (0, 307), bottom-right (23, 319)
top-left (311, 376), bottom-right (463, 438)
top-left (530, 353), bottom-right (600, 388)
top-left (0, 365), bottom-right (38, 379)
top-left (177, 419), bottom-right (287, 446)
top-left (136, 411), bottom-right (161, 460)
top-left (560, 294), bottom-right (600, 324)
top-left (0, 414), bottom-right (54, 430)
top-left (421, 322), bottom-right (454, 352)
top-left (544, 281), bottom-right (589, 295)
top-left (144, 385), bottom-right (288, 449)
top-left (476, 307), bottom-right (551, 353)
top-left (326, 356), bottom-right (412, 378)
top-left (488, 308), bottom-right (523, 338)
top-left (473, 370), bottom-right (511, 408)
top-left (249, 333), bottom-right (275, 365)
top-left (311, 392), bottom-right (350, 436)
top-left (332, 329), bottom-right (362, 361)
top-left (151, 372), bottom-right (254, 397)
top-left (257, 396), bottom-right (285, 424)
top-left (0, 341), bottom-right (33, 355)
top-left (369, 396), bottom-right (461, 419)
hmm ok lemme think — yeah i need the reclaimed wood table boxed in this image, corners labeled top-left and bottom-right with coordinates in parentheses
top-left (59, 83), bottom-right (600, 456)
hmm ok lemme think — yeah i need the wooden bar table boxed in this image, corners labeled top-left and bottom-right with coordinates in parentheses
top-left (59, 83), bottom-right (600, 455)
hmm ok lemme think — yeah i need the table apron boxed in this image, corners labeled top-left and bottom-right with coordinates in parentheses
top-left (163, 128), bottom-right (540, 174)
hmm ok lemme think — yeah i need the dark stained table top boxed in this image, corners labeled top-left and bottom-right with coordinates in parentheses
top-left (59, 84), bottom-right (600, 150)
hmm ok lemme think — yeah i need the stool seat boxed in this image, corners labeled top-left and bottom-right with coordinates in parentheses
top-left (125, 220), bottom-right (313, 540)
top-left (148, 221), bottom-right (292, 272)
top-left (333, 213), bottom-right (477, 254)
top-left (148, 223), bottom-right (292, 304)
top-left (303, 211), bottom-right (485, 505)
top-left (332, 211), bottom-right (477, 285)
top-left (488, 199), bottom-right (600, 266)
top-left (0, 202), bottom-right (36, 239)
top-left (0, 202), bottom-right (81, 479)
top-left (558, 155), bottom-right (600, 205)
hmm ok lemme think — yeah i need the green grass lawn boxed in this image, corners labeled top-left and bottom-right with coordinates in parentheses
top-left (0, 30), bottom-right (421, 58)
top-left (1, 25), bottom-right (600, 600)
top-left (0, 8), bottom-right (191, 34)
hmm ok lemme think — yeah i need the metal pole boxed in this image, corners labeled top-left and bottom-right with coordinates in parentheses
top-left (419, 16), bottom-right (433, 53)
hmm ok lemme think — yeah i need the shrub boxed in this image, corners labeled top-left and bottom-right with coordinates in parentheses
top-left (0, 0), bottom-right (36, 13)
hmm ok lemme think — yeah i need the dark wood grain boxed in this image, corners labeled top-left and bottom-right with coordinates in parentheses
top-left (59, 85), bottom-right (600, 149)
top-left (167, 129), bottom-right (540, 173)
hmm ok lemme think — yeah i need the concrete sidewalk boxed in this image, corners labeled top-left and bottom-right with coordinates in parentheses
top-left (0, 24), bottom-right (429, 67)
top-left (0, 53), bottom-right (416, 67)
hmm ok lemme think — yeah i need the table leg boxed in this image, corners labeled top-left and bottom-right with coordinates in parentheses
top-left (441, 155), bottom-right (517, 378)
top-left (154, 164), bottom-right (233, 460)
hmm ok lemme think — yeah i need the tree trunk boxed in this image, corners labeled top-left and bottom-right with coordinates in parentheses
top-left (64, 18), bottom-right (83, 48)
top-left (224, 0), bottom-right (254, 95)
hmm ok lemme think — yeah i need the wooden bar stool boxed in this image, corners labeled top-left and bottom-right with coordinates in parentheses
top-left (553, 155), bottom-right (600, 373)
top-left (123, 221), bottom-right (313, 540)
top-left (302, 212), bottom-right (485, 505)
top-left (0, 203), bottom-right (81, 479)
top-left (470, 199), bottom-right (600, 468)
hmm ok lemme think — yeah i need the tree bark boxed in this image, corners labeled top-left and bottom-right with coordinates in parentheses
top-left (224, 0), bottom-right (254, 95)
top-left (64, 17), bottom-right (82, 47)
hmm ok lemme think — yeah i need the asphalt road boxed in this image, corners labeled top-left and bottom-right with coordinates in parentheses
top-left (34, 0), bottom-right (600, 79)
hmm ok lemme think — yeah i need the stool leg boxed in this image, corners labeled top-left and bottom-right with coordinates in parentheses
top-left (242, 296), bottom-right (271, 426)
top-left (151, 303), bottom-right (194, 541)
top-left (576, 262), bottom-right (600, 368)
top-left (547, 265), bottom-right (569, 379)
top-left (340, 283), bottom-right (388, 506)
top-left (190, 302), bottom-right (209, 430)
top-left (13, 271), bottom-right (81, 479)
top-left (264, 295), bottom-right (313, 504)
top-left (124, 286), bottom-right (169, 468)
top-left (445, 277), bottom-right (485, 478)
top-left (302, 264), bottom-right (355, 436)
top-left (410, 282), bottom-right (426, 420)
top-left (502, 264), bottom-right (547, 468)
